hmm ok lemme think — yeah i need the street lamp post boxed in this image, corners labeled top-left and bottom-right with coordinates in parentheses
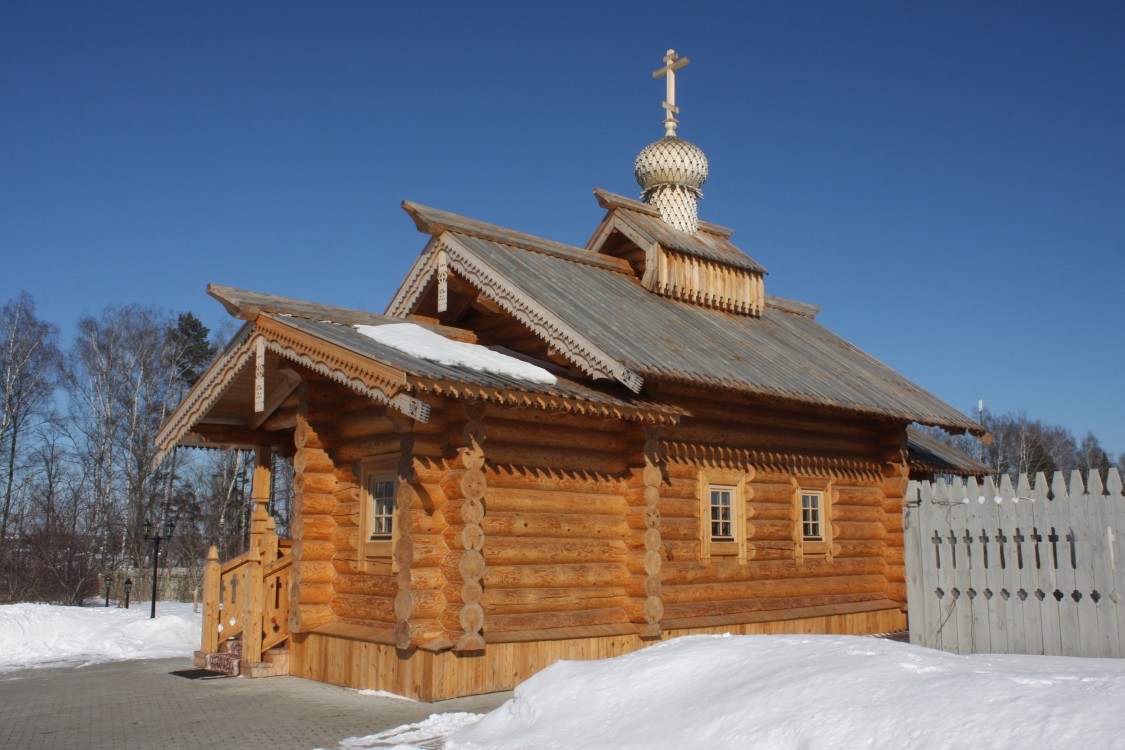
top-left (123, 578), bottom-right (133, 609)
top-left (143, 518), bottom-right (175, 619)
top-left (104, 574), bottom-right (112, 607)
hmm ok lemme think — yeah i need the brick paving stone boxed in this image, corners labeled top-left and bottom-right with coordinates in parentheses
top-left (0, 657), bottom-right (511, 750)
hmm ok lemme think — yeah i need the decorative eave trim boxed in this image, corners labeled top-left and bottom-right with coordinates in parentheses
top-left (254, 316), bottom-right (431, 423)
top-left (661, 440), bottom-right (885, 482)
top-left (408, 377), bottom-right (683, 424)
top-left (154, 324), bottom-right (256, 466)
top-left (442, 235), bottom-right (644, 393)
top-left (385, 237), bottom-right (442, 318)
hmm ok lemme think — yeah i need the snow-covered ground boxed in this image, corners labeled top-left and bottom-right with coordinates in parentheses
top-left (6, 603), bottom-right (1124, 748)
top-left (339, 633), bottom-right (1125, 750)
top-left (0, 601), bottom-right (201, 672)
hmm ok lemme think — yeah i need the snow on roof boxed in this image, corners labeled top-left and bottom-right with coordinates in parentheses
top-left (354, 323), bottom-right (558, 386)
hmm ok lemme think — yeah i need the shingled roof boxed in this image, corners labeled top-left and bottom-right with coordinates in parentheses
top-left (389, 201), bottom-right (983, 435)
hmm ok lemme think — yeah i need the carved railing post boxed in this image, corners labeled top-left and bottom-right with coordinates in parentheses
top-left (248, 446), bottom-right (273, 554)
top-left (243, 546), bottom-right (265, 663)
top-left (201, 545), bottom-right (221, 653)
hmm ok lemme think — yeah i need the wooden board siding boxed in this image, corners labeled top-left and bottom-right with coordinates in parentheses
top-left (289, 605), bottom-right (904, 701)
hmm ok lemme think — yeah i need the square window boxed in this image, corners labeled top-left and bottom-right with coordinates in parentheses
top-left (801, 492), bottom-right (822, 541)
top-left (368, 478), bottom-right (395, 539)
top-left (710, 487), bottom-right (734, 541)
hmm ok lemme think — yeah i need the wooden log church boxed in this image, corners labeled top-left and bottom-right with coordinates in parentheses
top-left (158, 51), bottom-right (985, 699)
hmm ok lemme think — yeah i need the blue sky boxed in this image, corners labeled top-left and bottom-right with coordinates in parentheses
top-left (2, 1), bottom-right (1123, 453)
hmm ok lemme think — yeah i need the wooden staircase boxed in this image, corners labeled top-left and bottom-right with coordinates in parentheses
top-left (194, 456), bottom-right (294, 679)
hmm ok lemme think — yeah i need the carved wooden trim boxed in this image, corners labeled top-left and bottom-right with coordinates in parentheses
top-left (154, 325), bottom-right (255, 465)
top-left (255, 317), bottom-right (432, 423)
top-left (408, 377), bottom-right (682, 424)
top-left (441, 235), bottom-right (644, 393)
top-left (386, 237), bottom-right (442, 318)
top-left (661, 440), bottom-right (883, 481)
top-left (454, 402), bottom-right (488, 652)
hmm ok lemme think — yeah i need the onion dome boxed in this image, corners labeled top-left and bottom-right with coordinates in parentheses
top-left (637, 50), bottom-right (708, 234)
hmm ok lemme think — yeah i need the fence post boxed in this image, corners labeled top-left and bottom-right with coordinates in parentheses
top-left (201, 546), bottom-right (221, 654)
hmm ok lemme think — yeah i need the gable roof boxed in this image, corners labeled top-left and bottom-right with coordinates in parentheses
top-left (155, 287), bottom-right (685, 464)
top-left (388, 202), bottom-right (983, 435)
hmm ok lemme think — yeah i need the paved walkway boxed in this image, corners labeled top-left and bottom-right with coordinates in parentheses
top-left (0, 657), bottom-right (511, 750)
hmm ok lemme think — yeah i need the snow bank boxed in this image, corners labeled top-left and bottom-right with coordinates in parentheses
top-left (337, 633), bottom-right (1125, 749)
top-left (355, 324), bottom-right (557, 385)
top-left (0, 602), bottom-right (201, 672)
top-left (446, 634), bottom-right (1125, 749)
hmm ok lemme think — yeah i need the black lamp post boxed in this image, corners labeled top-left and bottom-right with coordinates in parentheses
top-left (104, 574), bottom-right (112, 607)
top-left (143, 518), bottom-right (175, 619)
top-left (123, 578), bottom-right (133, 609)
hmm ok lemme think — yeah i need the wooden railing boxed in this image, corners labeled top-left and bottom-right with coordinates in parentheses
top-left (200, 538), bottom-right (292, 664)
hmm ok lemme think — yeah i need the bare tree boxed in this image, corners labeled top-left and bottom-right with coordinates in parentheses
top-left (0, 293), bottom-right (61, 557)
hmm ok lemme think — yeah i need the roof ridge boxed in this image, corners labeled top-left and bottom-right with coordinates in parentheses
top-left (592, 188), bottom-right (735, 238)
top-left (402, 200), bottom-right (632, 274)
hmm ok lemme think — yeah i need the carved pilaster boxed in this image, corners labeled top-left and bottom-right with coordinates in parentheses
top-left (455, 402), bottom-right (487, 652)
top-left (640, 427), bottom-right (664, 637)
top-left (392, 432), bottom-right (417, 650)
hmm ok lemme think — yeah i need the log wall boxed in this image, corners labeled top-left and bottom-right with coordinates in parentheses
top-left (287, 376), bottom-right (910, 699)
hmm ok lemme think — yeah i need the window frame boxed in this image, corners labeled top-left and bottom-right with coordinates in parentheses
top-left (360, 453), bottom-right (400, 571)
top-left (698, 468), bottom-right (752, 562)
top-left (791, 477), bottom-right (833, 560)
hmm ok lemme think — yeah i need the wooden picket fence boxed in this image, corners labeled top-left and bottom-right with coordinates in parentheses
top-left (904, 469), bottom-right (1125, 658)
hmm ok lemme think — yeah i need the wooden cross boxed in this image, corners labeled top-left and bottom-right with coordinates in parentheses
top-left (995, 529), bottom-right (1008, 569)
top-left (978, 529), bottom-right (991, 568)
top-left (931, 530), bottom-right (943, 569)
top-left (653, 49), bottom-right (690, 136)
top-left (1047, 528), bottom-right (1059, 569)
top-left (962, 529), bottom-right (974, 565)
top-left (1013, 528), bottom-right (1025, 569)
top-left (947, 530), bottom-right (958, 568)
top-left (1030, 527), bottom-right (1043, 569)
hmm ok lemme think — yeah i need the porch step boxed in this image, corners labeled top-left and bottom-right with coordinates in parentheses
top-left (241, 647), bottom-right (290, 678)
top-left (191, 645), bottom-right (289, 678)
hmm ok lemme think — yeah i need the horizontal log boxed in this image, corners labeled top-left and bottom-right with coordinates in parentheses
top-left (478, 586), bottom-right (628, 614)
top-left (482, 512), bottom-right (628, 540)
top-left (335, 436), bottom-right (401, 463)
top-left (333, 573), bottom-right (397, 597)
top-left (485, 465), bottom-right (629, 494)
top-left (294, 561), bottom-right (335, 585)
top-left (411, 457), bottom-right (451, 484)
top-left (747, 519), bottom-right (793, 541)
top-left (482, 537), bottom-right (627, 566)
top-left (483, 563), bottom-right (629, 589)
top-left (299, 472), bottom-right (337, 495)
top-left (660, 591), bottom-right (888, 622)
top-left (297, 492), bottom-right (337, 515)
top-left (661, 540), bottom-right (700, 562)
top-left (830, 541), bottom-right (885, 559)
top-left (409, 536), bottom-right (448, 568)
top-left (296, 582), bottom-right (334, 605)
top-left (330, 593), bottom-right (395, 623)
top-left (831, 521), bottom-right (886, 541)
top-left (746, 502), bottom-right (791, 521)
top-left (657, 517), bottom-right (699, 542)
top-left (294, 540), bottom-right (335, 562)
top-left (485, 486), bottom-right (626, 516)
top-left (330, 527), bottom-right (359, 553)
top-left (335, 410), bottom-right (395, 440)
top-left (294, 447), bottom-right (336, 475)
top-left (833, 486), bottom-right (885, 506)
top-left (296, 514), bottom-right (337, 541)
top-left (831, 505), bottom-right (885, 524)
top-left (484, 606), bottom-right (627, 633)
top-left (661, 556), bottom-right (884, 585)
top-left (290, 603), bottom-right (333, 633)
top-left (484, 419), bottom-right (630, 453)
top-left (662, 574), bottom-right (887, 604)
top-left (485, 441), bottom-right (628, 475)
